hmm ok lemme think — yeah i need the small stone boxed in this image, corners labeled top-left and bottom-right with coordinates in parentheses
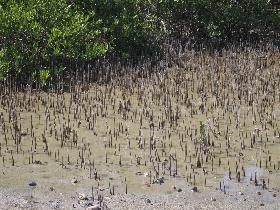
top-left (177, 188), bottom-right (182, 192)
top-left (78, 193), bottom-right (88, 200)
top-left (29, 181), bottom-right (37, 187)
top-left (260, 203), bottom-right (264, 206)
top-left (239, 192), bottom-right (244, 195)
top-left (33, 160), bottom-right (42, 165)
top-left (211, 197), bottom-right (216, 201)
top-left (191, 186), bottom-right (198, 192)
top-left (273, 193), bottom-right (277, 197)
top-left (86, 204), bottom-right (100, 210)
top-left (143, 172), bottom-right (149, 177)
top-left (49, 186), bottom-right (55, 191)
top-left (146, 199), bottom-right (151, 204)
top-left (71, 178), bottom-right (78, 184)
top-left (153, 176), bottom-right (164, 184)
top-left (257, 191), bottom-right (261, 195)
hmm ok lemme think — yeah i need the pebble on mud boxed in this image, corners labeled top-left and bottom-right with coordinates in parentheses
top-left (177, 188), bottom-right (182, 192)
top-left (191, 186), bottom-right (198, 192)
top-left (143, 172), bottom-right (149, 177)
top-left (71, 178), bottom-right (78, 184)
top-left (33, 160), bottom-right (42, 165)
top-left (153, 176), bottom-right (164, 184)
top-left (78, 193), bottom-right (88, 200)
top-left (146, 199), bottom-right (151, 204)
top-left (29, 181), bottom-right (37, 187)
top-left (211, 197), bottom-right (216, 201)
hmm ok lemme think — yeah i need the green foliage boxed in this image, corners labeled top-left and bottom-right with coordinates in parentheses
top-left (0, 48), bottom-right (10, 80)
top-left (38, 69), bottom-right (50, 86)
top-left (154, 0), bottom-right (280, 39)
top-left (0, 0), bottom-right (108, 82)
top-left (72, 0), bottom-right (163, 57)
top-left (0, 0), bottom-right (279, 84)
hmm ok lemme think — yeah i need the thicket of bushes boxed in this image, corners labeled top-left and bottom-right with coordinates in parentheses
top-left (0, 0), bottom-right (279, 83)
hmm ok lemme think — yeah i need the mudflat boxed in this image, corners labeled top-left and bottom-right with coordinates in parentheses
top-left (0, 47), bottom-right (280, 209)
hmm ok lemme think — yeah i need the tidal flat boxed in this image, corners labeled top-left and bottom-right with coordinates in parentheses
top-left (0, 46), bottom-right (280, 209)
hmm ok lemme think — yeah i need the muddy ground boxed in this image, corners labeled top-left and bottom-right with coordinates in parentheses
top-left (0, 48), bottom-right (280, 209)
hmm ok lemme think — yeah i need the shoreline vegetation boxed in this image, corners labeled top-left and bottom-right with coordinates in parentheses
top-left (0, 46), bottom-right (280, 209)
top-left (0, 0), bottom-right (280, 85)
top-left (1, 1), bottom-right (280, 210)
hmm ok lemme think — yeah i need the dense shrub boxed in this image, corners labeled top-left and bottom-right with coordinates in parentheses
top-left (0, 0), bottom-right (279, 83)
top-left (155, 0), bottom-right (280, 40)
top-left (0, 0), bottom-right (109, 83)
top-left (71, 0), bottom-right (163, 57)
